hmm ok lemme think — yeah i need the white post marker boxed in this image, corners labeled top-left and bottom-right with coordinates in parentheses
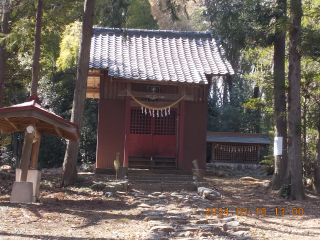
top-left (274, 136), bottom-right (283, 156)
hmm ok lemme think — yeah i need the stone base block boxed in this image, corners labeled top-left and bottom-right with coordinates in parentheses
top-left (16, 169), bottom-right (41, 202)
top-left (10, 182), bottom-right (33, 203)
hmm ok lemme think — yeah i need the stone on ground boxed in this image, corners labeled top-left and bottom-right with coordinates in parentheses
top-left (150, 225), bottom-right (174, 232)
top-left (223, 220), bottom-right (240, 231)
top-left (239, 176), bottom-right (259, 181)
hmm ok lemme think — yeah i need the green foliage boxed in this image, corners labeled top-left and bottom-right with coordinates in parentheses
top-left (204, 0), bottom-right (277, 65)
top-left (260, 155), bottom-right (274, 168)
top-left (56, 21), bottom-right (82, 71)
top-left (81, 161), bottom-right (94, 172)
top-left (127, 0), bottom-right (158, 29)
top-left (0, 133), bottom-right (12, 147)
top-left (207, 75), bottom-right (272, 135)
top-left (95, 0), bottom-right (130, 28)
top-left (79, 99), bottom-right (99, 163)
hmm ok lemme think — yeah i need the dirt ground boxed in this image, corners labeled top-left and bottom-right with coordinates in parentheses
top-left (0, 169), bottom-right (320, 240)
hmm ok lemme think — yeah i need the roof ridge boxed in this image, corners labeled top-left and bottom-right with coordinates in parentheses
top-left (93, 27), bottom-right (213, 38)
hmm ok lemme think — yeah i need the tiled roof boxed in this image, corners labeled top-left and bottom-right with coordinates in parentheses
top-left (89, 28), bottom-right (234, 84)
top-left (0, 100), bottom-right (80, 142)
top-left (206, 132), bottom-right (270, 146)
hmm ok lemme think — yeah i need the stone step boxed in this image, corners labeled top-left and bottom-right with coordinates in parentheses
top-left (129, 174), bottom-right (193, 181)
top-left (127, 173), bottom-right (204, 192)
top-left (131, 179), bottom-right (194, 184)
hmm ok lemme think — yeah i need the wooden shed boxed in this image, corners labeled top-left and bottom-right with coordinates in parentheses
top-left (86, 28), bottom-right (234, 171)
top-left (207, 132), bottom-right (270, 164)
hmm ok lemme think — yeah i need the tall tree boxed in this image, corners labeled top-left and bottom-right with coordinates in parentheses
top-left (0, 0), bottom-right (9, 108)
top-left (271, 0), bottom-right (288, 190)
top-left (283, 0), bottom-right (306, 200)
top-left (61, 0), bottom-right (95, 187)
top-left (30, 0), bottom-right (43, 96)
top-left (20, 0), bottom-right (43, 173)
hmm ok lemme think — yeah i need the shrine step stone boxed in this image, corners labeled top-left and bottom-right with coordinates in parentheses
top-left (128, 173), bottom-right (201, 192)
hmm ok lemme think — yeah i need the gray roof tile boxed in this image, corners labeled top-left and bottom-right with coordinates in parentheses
top-left (89, 28), bottom-right (234, 83)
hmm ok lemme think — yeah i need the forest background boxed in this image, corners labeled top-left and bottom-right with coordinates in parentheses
top-left (0, 0), bottom-right (320, 193)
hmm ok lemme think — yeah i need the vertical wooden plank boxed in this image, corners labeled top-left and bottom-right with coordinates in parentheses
top-left (127, 81), bottom-right (131, 94)
top-left (200, 85), bottom-right (204, 103)
top-left (109, 77), bottom-right (113, 99)
top-left (113, 80), bottom-right (117, 99)
top-left (123, 96), bottom-right (131, 167)
top-left (96, 99), bottom-right (126, 169)
top-left (178, 100), bottom-right (185, 169)
top-left (100, 71), bottom-right (105, 99)
top-left (195, 87), bottom-right (199, 102)
top-left (211, 144), bottom-right (215, 162)
top-left (104, 73), bottom-right (109, 99)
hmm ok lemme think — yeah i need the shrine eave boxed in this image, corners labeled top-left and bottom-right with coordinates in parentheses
top-left (0, 100), bottom-right (80, 142)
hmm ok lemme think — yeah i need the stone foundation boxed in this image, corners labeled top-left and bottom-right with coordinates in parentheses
top-left (206, 162), bottom-right (267, 177)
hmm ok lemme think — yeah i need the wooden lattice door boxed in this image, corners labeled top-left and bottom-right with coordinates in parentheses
top-left (128, 108), bottom-right (177, 158)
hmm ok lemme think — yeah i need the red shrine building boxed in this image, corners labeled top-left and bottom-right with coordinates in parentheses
top-left (86, 28), bottom-right (234, 172)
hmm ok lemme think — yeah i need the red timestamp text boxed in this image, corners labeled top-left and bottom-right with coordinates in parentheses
top-left (205, 207), bottom-right (304, 216)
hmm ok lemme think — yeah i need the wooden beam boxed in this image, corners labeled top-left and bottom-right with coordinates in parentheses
top-left (123, 96), bottom-right (131, 167)
top-left (109, 76), bottom-right (210, 86)
top-left (5, 118), bottom-right (19, 131)
top-left (86, 88), bottom-right (99, 93)
top-left (54, 125), bottom-right (63, 137)
top-left (118, 90), bottom-right (194, 101)
top-left (30, 134), bottom-right (42, 170)
top-left (178, 100), bottom-right (185, 169)
top-left (20, 131), bottom-right (35, 182)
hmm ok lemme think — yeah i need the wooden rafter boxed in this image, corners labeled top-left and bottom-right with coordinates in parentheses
top-left (54, 125), bottom-right (63, 137)
top-left (5, 118), bottom-right (19, 131)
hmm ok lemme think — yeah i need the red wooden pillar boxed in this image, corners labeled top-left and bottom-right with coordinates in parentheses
top-left (123, 96), bottom-right (131, 167)
top-left (178, 100), bottom-right (185, 169)
top-left (95, 72), bottom-right (105, 169)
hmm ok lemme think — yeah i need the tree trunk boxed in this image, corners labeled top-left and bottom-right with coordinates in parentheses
top-left (212, 79), bottom-right (217, 99)
top-left (61, 0), bottom-right (95, 187)
top-left (302, 97), bottom-right (307, 177)
top-left (284, 0), bottom-right (305, 200)
top-left (18, 0), bottom-right (43, 173)
top-left (271, 0), bottom-right (288, 190)
top-left (0, 0), bottom-right (9, 108)
top-left (30, 0), bottom-right (43, 96)
top-left (313, 117), bottom-right (320, 193)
